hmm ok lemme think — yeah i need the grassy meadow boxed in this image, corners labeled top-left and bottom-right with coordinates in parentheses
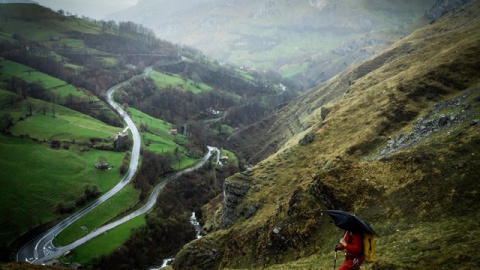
top-left (148, 70), bottom-right (212, 94)
top-left (54, 185), bottom-right (140, 246)
top-left (3, 95), bottom-right (120, 143)
top-left (129, 108), bottom-right (199, 169)
top-left (0, 88), bottom-right (126, 246)
top-left (0, 60), bottom-right (87, 99)
top-left (67, 215), bottom-right (147, 265)
top-left (0, 134), bottom-right (126, 246)
top-left (0, 60), bottom-right (66, 89)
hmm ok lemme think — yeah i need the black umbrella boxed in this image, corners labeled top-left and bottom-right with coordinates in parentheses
top-left (325, 210), bottom-right (376, 235)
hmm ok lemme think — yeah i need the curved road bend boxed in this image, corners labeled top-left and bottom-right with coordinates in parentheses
top-left (35, 146), bottom-right (219, 264)
top-left (17, 66), bottom-right (220, 264)
top-left (16, 68), bottom-right (147, 263)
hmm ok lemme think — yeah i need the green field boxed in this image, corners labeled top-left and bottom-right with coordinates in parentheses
top-left (68, 215), bottom-right (146, 264)
top-left (220, 149), bottom-right (238, 167)
top-left (4, 96), bottom-right (120, 143)
top-left (0, 135), bottom-right (127, 245)
top-left (0, 60), bottom-right (86, 99)
top-left (0, 91), bottom-right (128, 245)
top-left (55, 184), bottom-right (140, 246)
top-left (0, 60), bottom-right (66, 89)
top-left (149, 70), bottom-right (213, 94)
top-left (129, 108), bottom-right (199, 169)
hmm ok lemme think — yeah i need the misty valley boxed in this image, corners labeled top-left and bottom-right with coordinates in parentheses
top-left (0, 1), bottom-right (479, 270)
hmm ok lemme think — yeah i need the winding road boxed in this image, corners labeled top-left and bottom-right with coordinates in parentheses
top-left (16, 67), bottom-right (219, 264)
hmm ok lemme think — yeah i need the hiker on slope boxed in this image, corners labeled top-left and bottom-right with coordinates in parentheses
top-left (336, 231), bottom-right (364, 270)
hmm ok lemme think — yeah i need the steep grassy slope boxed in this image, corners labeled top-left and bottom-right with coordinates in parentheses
top-left (172, 1), bottom-right (480, 269)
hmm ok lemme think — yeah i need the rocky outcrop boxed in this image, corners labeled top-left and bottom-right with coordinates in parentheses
top-left (171, 236), bottom-right (224, 270)
top-left (221, 169), bottom-right (255, 228)
top-left (427, 0), bottom-right (474, 19)
top-left (379, 88), bottom-right (480, 157)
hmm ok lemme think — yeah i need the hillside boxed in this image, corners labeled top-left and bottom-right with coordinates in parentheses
top-left (172, 1), bottom-right (480, 269)
top-left (108, 0), bottom-right (437, 88)
top-left (0, 4), bottom-right (171, 253)
top-left (0, 3), bottom-right (297, 266)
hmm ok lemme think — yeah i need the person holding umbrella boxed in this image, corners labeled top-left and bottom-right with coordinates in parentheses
top-left (335, 231), bottom-right (364, 270)
top-left (325, 210), bottom-right (376, 270)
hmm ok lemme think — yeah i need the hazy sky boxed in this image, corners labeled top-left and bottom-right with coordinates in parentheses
top-left (36, 0), bottom-right (139, 20)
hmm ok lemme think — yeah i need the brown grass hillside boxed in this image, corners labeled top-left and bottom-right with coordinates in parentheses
top-left (173, 1), bottom-right (480, 270)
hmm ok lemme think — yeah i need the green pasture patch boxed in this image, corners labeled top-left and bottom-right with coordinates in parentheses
top-left (129, 107), bottom-right (178, 154)
top-left (52, 84), bottom-right (84, 99)
top-left (129, 107), bottom-right (199, 169)
top-left (0, 135), bottom-right (126, 246)
top-left (219, 124), bottom-right (234, 136)
top-left (100, 57), bottom-right (117, 68)
top-left (149, 70), bottom-right (213, 93)
top-left (143, 133), bottom-right (177, 153)
top-left (55, 184), bottom-right (140, 246)
top-left (9, 98), bottom-right (120, 143)
top-left (58, 38), bottom-right (84, 48)
top-left (220, 149), bottom-right (238, 166)
top-left (129, 107), bottom-right (173, 137)
top-left (69, 215), bottom-right (146, 264)
top-left (176, 154), bottom-right (199, 170)
top-left (64, 62), bottom-right (83, 72)
top-left (235, 69), bottom-right (255, 82)
top-left (0, 60), bottom-right (65, 89)
top-left (0, 89), bottom-right (19, 106)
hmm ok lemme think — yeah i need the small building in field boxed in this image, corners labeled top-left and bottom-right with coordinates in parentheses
top-left (114, 126), bottom-right (130, 141)
top-left (95, 161), bottom-right (109, 170)
top-left (219, 155), bottom-right (229, 165)
top-left (170, 128), bottom-right (178, 135)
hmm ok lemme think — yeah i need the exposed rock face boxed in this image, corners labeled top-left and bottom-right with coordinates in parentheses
top-left (171, 237), bottom-right (223, 270)
top-left (221, 170), bottom-right (254, 228)
top-left (427, 0), bottom-right (474, 19)
top-left (379, 88), bottom-right (480, 157)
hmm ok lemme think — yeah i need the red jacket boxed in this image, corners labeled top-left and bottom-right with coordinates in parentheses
top-left (337, 231), bottom-right (364, 258)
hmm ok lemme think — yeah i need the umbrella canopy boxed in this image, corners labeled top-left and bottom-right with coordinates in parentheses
top-left (325, 210), bottom-right (376, 235)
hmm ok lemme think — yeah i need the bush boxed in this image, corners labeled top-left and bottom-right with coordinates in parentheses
top-left (50, 140), bottom-right (61, 149)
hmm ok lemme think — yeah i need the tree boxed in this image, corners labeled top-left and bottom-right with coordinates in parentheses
top-left (26, 102), bottom-right (33, 116)
top-left (84, 184), bottom-right (100, 199)
top-left (174, 147), bottom-right (181, 169)
top-left (0, 114), bottom-right (13, 133)
top-left (191, 72), bottom-right (202, 88)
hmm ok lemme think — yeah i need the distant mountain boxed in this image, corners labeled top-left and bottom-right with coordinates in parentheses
top-left (427, 0), bottom-right (474, 18)
top-left (108, 0), bottom-right (437, 88)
